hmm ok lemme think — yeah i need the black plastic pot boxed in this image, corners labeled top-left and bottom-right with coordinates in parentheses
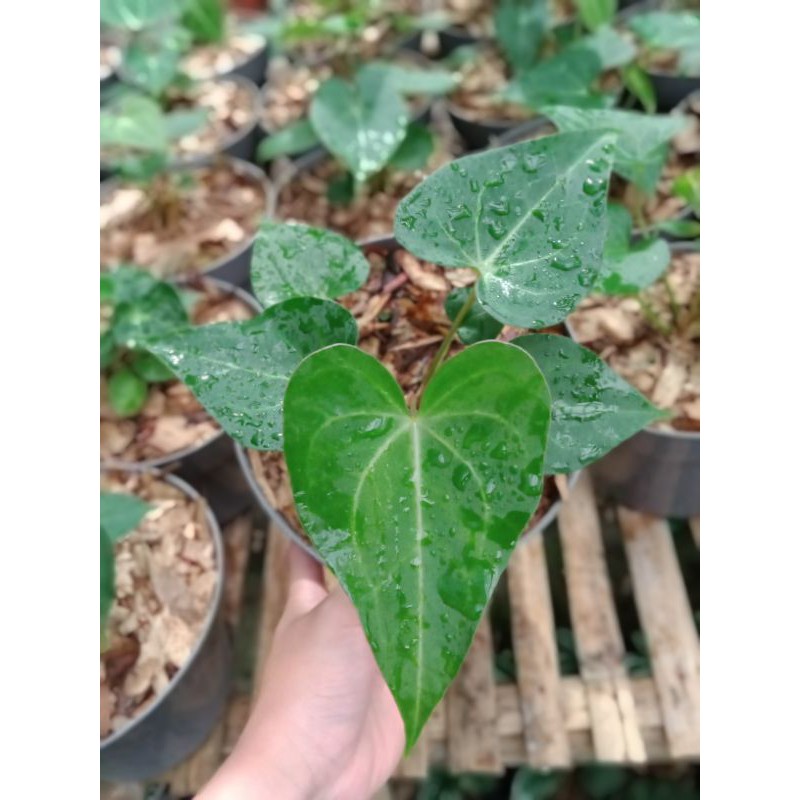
top-left (100, 471), bottom-right (231, 781)
top-left (648, 72), bottom-right (700, 113)
top-left (401, 26), bottom-right (481, 60)
top-left (101, 278), bottom-right (261, 480)
top-left (446, 102), bottom-right (530, 151)
top-left (101, 157), bottom-right (269, 286)
top-left (568, 242), bottom-right (700, 518)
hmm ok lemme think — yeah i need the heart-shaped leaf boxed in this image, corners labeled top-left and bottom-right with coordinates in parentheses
top-left (256, 118), bottom-right (321, 162)
top-left (542, 106), bottom-right (687, 194)
top-left (596, 204), bottom-right (669, 294)
top-left (494, 0), bottom-right (549, 71)
top-left (251, 220), bottom-right (370, 308)
top-left (146, 298), bottom-right (358, 450)
top-left (394, 131), bottom-right (616, 328)
top-left (283, 341), bottom-right (551, 747)
top-left (445, 287), bottom-right (503, 344)
top-left (310, 76), bottom-right (409, 184)
top-left (513, 333), bottom-right (666, 473)
top-left (388, 123), bottom-right (435, 172)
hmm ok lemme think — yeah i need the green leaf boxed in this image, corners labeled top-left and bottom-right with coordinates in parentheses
top-left (101, 265), bottom-right (160, 305)
top-left (101, 527), bottom-right (116, 637)
top-left (181, 0), bottom-right (225, 44)
top-left (251, 220), bottom-right (370, 308)
top-left (100, 0), bottom-right (182, 30)
top-left (445, 287), bottom-right (502, 344)
top-left (542, 106), bottom-right (687, 194)
top-left (571, 25), bottom-right (635, 70)
top-left (357, 62), bottom-right (458, 97)
top-left (575, 0), bottom-right (616, 32)
top-left (283, 341), bottom-right (551, 748)
top-left (100, 491), bottom-right (151, 540)
top-left (513, 333), bottom-right (665, 473)
top-left (256, 118), bottom-right (321, 162)
top-left (101, 331), bottom-right (116, 370)
top-left (129, 351), bottom-right (174, 382)
top-left (108, 367), bottom-right (149, 417)
top-left (310, 76), bottom-right (409, 183)
top-left (121, 34), bottom-right (185, 96)
top-left (629, 12), bottom-right (700, 76)
top-left (164, 108), bottom-right (209, 140)
top-left (597, 204), bottom-right (670, 294)
top-left (388, 123), bottom-right (435, 172)
top-left (621, 64), bottom-right (656, 114)
top-left (326, 172), bottom-right (356, 205)
top-left (653, 218), bottom-right (700, 239)
top-left (494, 0), bottom-right (549, 71)
top-left (673, 166), bottom-right (700, 214)
top-left (112, 283), bottom-right (190, 350)
top-left (395, 132), bottom-right (616, 328)
top-left (514, 48), bottom-right (604, 110)
top-left (577, 765), bottom-right (630, 798)
top-left (100, 94), bottom-right (168, 153)
top-left (510, 768), bottom-right (565, 800)
top-left (146, 298), bottom-right (358, 450)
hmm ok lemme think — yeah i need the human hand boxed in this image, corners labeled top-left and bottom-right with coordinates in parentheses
top-left (198, 543), bottom-right (405, 800)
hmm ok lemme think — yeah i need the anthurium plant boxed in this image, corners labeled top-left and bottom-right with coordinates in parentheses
top-left (145, 132), bottom-right (664, 748)
top-left (628, 10), bottom-right (700, 77)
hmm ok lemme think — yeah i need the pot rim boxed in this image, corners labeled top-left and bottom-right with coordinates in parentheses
top-left (181, 18), bottom-right (269, 82)
top-left (100, 276), bottom-right (262, 471)
top-left (101, 155), bottom-right (269, 280)
top-left (99, 469), bottom-right (225, 750)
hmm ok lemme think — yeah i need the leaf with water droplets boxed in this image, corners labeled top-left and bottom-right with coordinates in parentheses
top-left (596, 204), bottom-right (670, 294)
top-left (146, 298), bottom-right (358, 450)
top-left (445, 287), bottom-right (503, 344)
top-left (542, 106), bottom-right (687, 194)
top-left (251, 220), bottom-right (370, 308)
top-left (513, 333), bottom-right (666, 473)
top-left (283, 342), bottom-right (551, 748)
top-left (310, 75), bottom-right (409, 184)
top-left (394, 132), bottom-right (616, 328)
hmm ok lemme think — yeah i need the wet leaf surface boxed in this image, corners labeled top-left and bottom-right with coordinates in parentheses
top-left (146, 298), bottom-right (358, 450)
top-left (514, 333), bottom-right (665, 473)
top-left (445, 287), bottom-right (503, 344)
top-left (251, 220), bottom-right (370, 308)
top-left (283, 342), bottom-right (551, 747)
top-left (394, 132), bottom-right (616, 328)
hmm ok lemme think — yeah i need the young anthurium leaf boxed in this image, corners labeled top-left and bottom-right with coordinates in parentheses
top-left (673, 167), bottom-right (700, 214)
top-left (257, 118), bottom-right (321, 162)
top-left (310, 76), bottom-right (409, 184)
top-left (100, 0), bottom-right (183, 30)
top-left (181, 0), bottom-right (226, 44)
top-left (570, 25), bottom-right (635, 70)
top-left (513, 49), bottom-right (604, 110)
top-left (283, 341), bottom-right (551, 749)
top-left (108, 366), bottom-right (149, 417)
top-left (575, 0), bottom-right (616, 32)
top-left (494, 0), bottom-right (549, 71)
top-left (621, 64), bottom-right (656, 114)
top-left (387, 123), bottom-right (435, 172)
top-left (629, 11), bottom-right (700, 76)
top-left (146, 298), bottom-right (358, 450)
top-left (542, 106), bottom-right (687, 194)
top-left (130, 351), bottom-right (174, 382)
top-left (100, 491), bottom-right (152, 540)
top-left (357, 62), bottom-right (458, 97)
top-left (101, 265), bottom-right (160, 305)
top-left (121, 35), bottom-right (185, 96)
top-left (164, 108), bottom-right (210, 141)
top-left (597, 204), bottom-right (670, 294)
top-left (251, 220), bottom-right (370, 308)
top-left (100, 94), bottom-right (168, 153)
top-left (514, 334), bottom-right (665, 473)
top-left (111, 283), bottom-right (190, 350)
top-left (445, 287), bottom-right (503, 344)
top-left (101, 527), bottom-right (115, 637)
top-left (394, 132), bottom-right (616, 328)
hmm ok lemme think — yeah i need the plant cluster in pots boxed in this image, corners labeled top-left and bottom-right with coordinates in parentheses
top-left (140, 131), bottom-right (667, 749)
top-left (100, 472), bottom-right (229, 780)
top-left (100, 266), bottom-right (260, 474)
top-left (258, 65), bottom-right (460, 241)
top-left (444, 0), bottom-right (645, 150)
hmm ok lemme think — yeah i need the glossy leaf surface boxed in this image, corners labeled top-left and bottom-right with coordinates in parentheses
top-left (445, 287), bottom-right (503, 344)
top-left (100, 491), bottom-right (151, 541)
top-left (283, 342), bottom-right (551, 747)
top-left (514, 334), bottom-right (665, 473)
top-left (395, 132), bottom-right (616, 328)
top-left (147, 298), bottom-right (358, 450)
top-left (251, 220), bottom-right (370, 308)
top-left (494, 0), bottom-right (548, 71)
top-left (388, 123), bottom-right (435, 172)
top-left (542, 106), bottom-right (687, 193)
top-left (310, 76), bottom-right (409, 183)
top-left (256, 118), bottom-right (321, 162)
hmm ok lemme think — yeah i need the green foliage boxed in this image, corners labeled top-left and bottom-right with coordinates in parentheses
top-left (181, 0), bottom-right (225, 44)
top-left (357, 62), bottom-right (458, 97)
top-left (395, 132), bottom-right (616, 328)
top-left (575, 0), bottom-right (617, 32)
top-left (108, 367), bottom-right (149, 416)
top-left (542, 106), bottom-right (688, 194)
top-left (573, 25), bottom-right (636, 70)
top-left (494, 0), bottom-right (549, 71)
top-left (419, 767), bottom-right (502, 799)
top-left (629, 11), bottom-right (700, 76)
top-left (445, 287), bottom-right (503, 345)
top-left (511, 768), bottom-right (565, 800)
top-left (514, 334), bottom-right (666, 474)
top-left (100, 0), bottom-right (183, 31)
top-left (387, 123), bottom-right (435, 172)
top-left (146, 299), bottom-right (358, 450)
top-left (251, 221), bottom-right (370, 308)
top-left (653, 218), bottom-right (700, 239)
top-left (621, 64), bottom-right (656, 114)
top-left (577, 765), bottom-right (630, 797)
top-left (673, 167), bottom-right (700, 214)
top-left (256, 119), bottom-right (321, 162)
top-left (283, 342), bottom-right (551, 748)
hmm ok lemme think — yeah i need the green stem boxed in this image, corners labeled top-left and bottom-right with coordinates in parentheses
top-left (415, 284), bottom-right (477, 410)
top-left (638, 295), bottom-right (671, 338)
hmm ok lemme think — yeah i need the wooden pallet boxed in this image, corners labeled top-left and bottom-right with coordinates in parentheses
top-left (113, 471), bottom-right (698, 796)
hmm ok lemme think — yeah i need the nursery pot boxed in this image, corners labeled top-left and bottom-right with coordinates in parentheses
top-left (648, 72), bottom-right (700, 113)
top-left (235, 234), bottom-right (578, 561)
top-left (400, 26), bottom-right (481, 60)
top-left (100, 156), bottom-right (269, 286)
top-left (567, 242), bottom-right (700, 518)
top-left (101, 278), bottom-right (262, 480)
top-left (100, 471), bottom-right (231, 781)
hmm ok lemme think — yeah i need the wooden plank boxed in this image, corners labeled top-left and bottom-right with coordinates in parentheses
top-left (689, 517), bottom-right (700, 548)
top-left (557, 473), bottom-right (646, 764)
top-left (506, 536), bottom-right (571, 768)
top-left (445, 615), bottom-right (503, 774)
top-left (222, 515), bottom-right (253, 627)
top-left (618, 508), bottom-right (700, 760)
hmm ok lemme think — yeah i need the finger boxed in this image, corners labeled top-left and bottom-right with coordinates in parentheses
top-left (282, 542), bottom-right (328, 622)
